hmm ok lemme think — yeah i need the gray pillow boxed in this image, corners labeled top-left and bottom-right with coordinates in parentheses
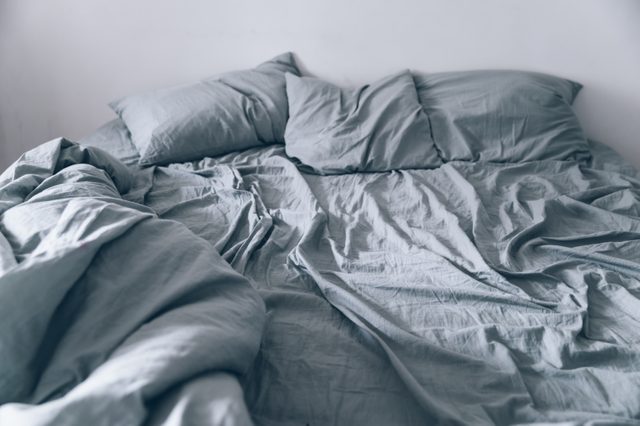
top-left (284, 71), bottom-right (442, 174)
top-left (78, 119), bottom-right (140, 166)
top-left (110, 53), bottom-right (300, 166)
top-left (415, 70), bottom-right (591, 163)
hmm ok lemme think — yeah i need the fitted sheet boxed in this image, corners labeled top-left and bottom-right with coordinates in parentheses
top-left (78, 123), bottom-right (640, 424)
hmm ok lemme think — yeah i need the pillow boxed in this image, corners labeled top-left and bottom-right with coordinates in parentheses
top-left (284, 71), bottom-right (442, 174)
top-left (109, 52), bottom-right (300, 166)
top-left (414, 70), bottom-right (591, 163)
top-left (78, 119), bottom-right (140, 166)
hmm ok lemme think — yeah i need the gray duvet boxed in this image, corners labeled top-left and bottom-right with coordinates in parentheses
top-left (3, 128), bottom-right (640, 425)
top-left (0, 139), bottom-right (264, 425)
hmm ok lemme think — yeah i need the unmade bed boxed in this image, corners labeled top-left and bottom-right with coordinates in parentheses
top-left (2, 53), bottom-right (640, 425)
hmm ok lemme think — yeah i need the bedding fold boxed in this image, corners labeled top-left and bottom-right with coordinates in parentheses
top-left (171, 146), bottom-right (640, 425)
top-left (291, 160), bottom-right (640, 424)
top-left (0, 139), bottom-right (265, 425)
top-left (8, 125), bottom-right (640, 424)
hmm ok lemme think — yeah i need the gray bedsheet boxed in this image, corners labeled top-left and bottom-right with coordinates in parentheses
top-left (8, 127), bottom-right (640, 424)
top-left (139, 141), bottom-right (640, 425)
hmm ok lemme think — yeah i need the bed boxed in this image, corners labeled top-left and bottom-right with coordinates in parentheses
top-left (2, 53), bottom-right (640, 425)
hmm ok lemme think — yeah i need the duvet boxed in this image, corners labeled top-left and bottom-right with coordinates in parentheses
top-left (4, 130), bottom-right (640, 425)
top-left (0, 139), bottom-right (265, 425)
top-left (135, 141), bottom-right (640, 425)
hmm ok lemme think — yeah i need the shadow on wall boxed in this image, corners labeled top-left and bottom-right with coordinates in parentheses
top-left (0, 2), bottom-right (7, 170)
top-left (0, 120), bottom-right (6, 171)
top-left (573, 82), bottom-right (640, 161)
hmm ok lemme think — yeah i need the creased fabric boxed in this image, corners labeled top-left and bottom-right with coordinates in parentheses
top-left (0, 139), bottom-right (265, 426)
top-left (157, 144), bottom-right (640, 425)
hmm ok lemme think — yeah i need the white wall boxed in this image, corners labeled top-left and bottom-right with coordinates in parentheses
top-left (1, 0), bottom-right (639, 170)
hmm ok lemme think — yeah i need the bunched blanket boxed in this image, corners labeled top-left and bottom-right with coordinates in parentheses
top-left (0, 139), bottom-right (265, 425)
top-left (5, 135), bottom-right (640, 424)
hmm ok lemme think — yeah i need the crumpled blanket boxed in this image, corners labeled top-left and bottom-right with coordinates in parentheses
top-left (0, 139), bottom-right (264, 425)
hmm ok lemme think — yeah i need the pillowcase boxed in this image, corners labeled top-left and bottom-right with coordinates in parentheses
top-left (78, 119), bottom-right (140, 166)
top-left (284, 71), bottom-right (442, 174)
top-left (109, 52), bottom-right (300, 166)
top-left (414, 70), bottom-right (591, 163)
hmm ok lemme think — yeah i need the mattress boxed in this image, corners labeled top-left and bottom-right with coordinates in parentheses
top-left (69, 122), bottom-right (640, 424)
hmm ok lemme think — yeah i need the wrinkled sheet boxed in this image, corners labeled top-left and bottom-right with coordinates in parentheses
top-left (0, 139), bottom-right (264, 425)
top-left (139, 141), bottom-right (640, 425)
